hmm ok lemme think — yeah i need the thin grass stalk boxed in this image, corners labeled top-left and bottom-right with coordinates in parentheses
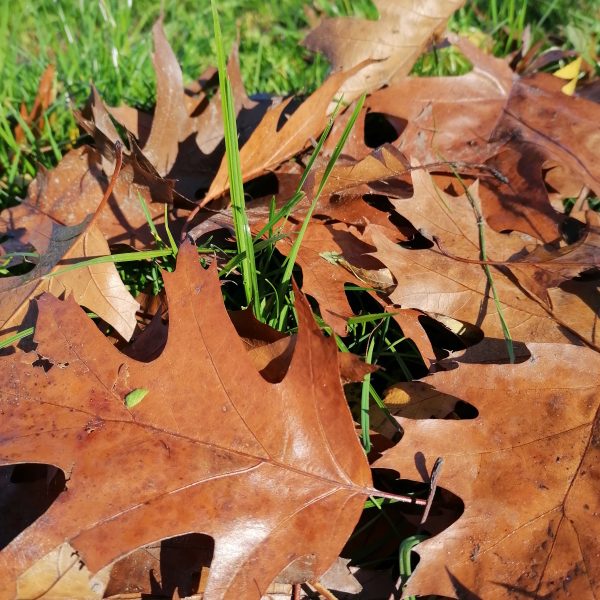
top-left (448, 165), bottom-right (515, 363)
top-left (211, 0), bottom-right (261, 318)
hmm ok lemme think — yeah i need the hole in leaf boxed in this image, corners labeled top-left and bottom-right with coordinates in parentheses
top-left (244, 172), bottom-right (279, 200)
top-left (364, 112), bottom-right (404, 148)
top-left (0, 464), bottom-right (66, 549)
top-left (418, 315), bottom-right (483, 351)
top-left (453, 400), bottom-right (479, 419)
top-left (276, 96), bottom-right (303, 131)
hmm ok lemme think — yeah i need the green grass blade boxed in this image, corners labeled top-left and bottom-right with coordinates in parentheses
top-left (46, 248), bottom-right (173, 278)
top-left (253, 96), bottom-right (344, 240)
top-left (211, 0), bottom-right (261, 319)
top-left (163, 203), bottom-right (179, 256)
top-left (399, 534), bottom-right (428, 600)
top-left (280, 94), bottom-right (365, 290)
top-left (360, 335), bottom-right (375, 453)
top-left (0, 327), bottom-right (35, 350)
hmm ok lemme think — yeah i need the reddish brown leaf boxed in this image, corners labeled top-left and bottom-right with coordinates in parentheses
top-left (272, 220), bottom-right (435, 363)
top-left (479, 143), bottom-right (565, 242)
top-left (103, 29), bottom-right (264, 199)
top-left (276, 221), bottom-right (382, 336)
top-left (509, 211), bottom-right (600, 302)
top-left (15, 65), bottom-right (55, 144)
top-left (204, 62), bottom-right (368, 204)
top-left (492, 72), bottom-right (600, 196)
top-left (141, 19), bottom-right (189, 176)
top-left (0, 241), bottom-right (378, 599)
top-left (363, 170), bottom-right (600, 351)
top-left (374, 344), bottom-right (600, 598)
top-left (365, 36), bottom-right (514, 165)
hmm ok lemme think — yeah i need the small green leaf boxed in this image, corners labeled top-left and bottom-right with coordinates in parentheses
top-left (124, 388), bottom-right (149, 408)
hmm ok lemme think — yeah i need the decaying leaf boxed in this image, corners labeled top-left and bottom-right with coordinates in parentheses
top-left (493, 72), bottom-right (600, 196)
top-left (276, 220), bottom-right (385, 336)
top-left (303, 0), bottom-right (466, 103)
top-left (0, 241), bottom-right (381, 599)
top-left (374, 344), bottom-right (600, 598)
top-left (363, 36), bottom-right (514, 166)
top-left (0, 215), bottom-right (139, 342)
top-left (15, 64), bottom-right (56, 145)
top-left (3, 145), bottom-right (174, 249)
top-left (204, 61), bottom-right (369, 203)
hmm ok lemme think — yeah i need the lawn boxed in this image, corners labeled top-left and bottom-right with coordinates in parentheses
top-left (2, 0), bottom-right (598, 209)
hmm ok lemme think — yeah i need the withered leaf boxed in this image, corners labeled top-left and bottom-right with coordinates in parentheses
top-left (273, 220), bottom-right (435, 363)
top-left (0, 215), bottom-right (138, 343)
top-left (365, 171), bottom-right (600, 351)
top-left (104, 23), bottom-right (264, 199)
top-left (364, 36), bottom-right (514, 166)
top-left (204, 62), bottom-right (368, 203)
top-left (142, 19), bottom-right (189, 177)
top-left (0, 241), bottom-right (375, 599)
top-left (493, 72), bottom-right (600, 196)
top-left (374, 344), bottom-right (600, 598)
top-left (303, 0), bottom-right (466, 103)
top-left (479, 142), bottom-right (565, 243)
top-left (8, 146), bottom-right (173, 249)
top-left (15, 64), bottom-right (56, 145)
top-left (276, 220), bottom-right (381, 336)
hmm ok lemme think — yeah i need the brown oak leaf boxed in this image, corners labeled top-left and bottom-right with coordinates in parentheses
top-left (0, 241), bottom-right (380, 600)
top-left (374, 343), bottom-right (600, 598)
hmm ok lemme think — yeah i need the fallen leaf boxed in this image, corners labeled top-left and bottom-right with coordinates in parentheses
top-left (272, 220), bottom-right (435, 362)
top-left (103, 24), bottom-right (266, 199)
top-left (364, 36), bottom-right (514, 166)
top-left (15, 65), bottom-right (55, 145)
top-left (0, 216), bottom-right (139, 342)
top-left (374, 343), bottom-right (600, 598)
top-left (276, 221), bottom-right (379, 336)
top-left (479, 143), bottom-right (565, 242)
top-left (367, 221), bottom-right (570, 348)
top-left (17, 543), bottom-right (111, 600)
top-left (0, 241), bottom-right (376, 599)
top-left (303, 0), bottom-right (466, 103)
top-left (364, 171), bottom-right (600, 350)
top-left (509, 211), bottom-right (600, 302)
top-left (141, 19), bottom-right (189, 177)
top-left (492, 72), bottom-right (600, 196)
top-left (4, 146), bottom-right (173, 249)
top-left (204, 61), bottom-right (368, 204)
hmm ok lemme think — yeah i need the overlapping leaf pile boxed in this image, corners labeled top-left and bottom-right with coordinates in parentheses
top-left (1, 1), bottom-right (600, 598)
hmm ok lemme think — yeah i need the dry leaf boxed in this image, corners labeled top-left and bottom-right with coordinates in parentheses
top-left (364, 36), bottom-right (514, 165)
top-left (374, 344), bottom-right (600, 598)
top-left (6, 146), bottom-right (173, 249)
top-left (204, 61), bottom-right (368, 203)
top-left (17, 543), bottom-right (111, 600)
top-left (479, 143), bottom-right (565, 242)
top-left (276, 220), bottom-right (386, 336)
top-left (303, 0), bottom-right (466, 103)
top-left (104, 24), bottom-right (265, 199)
top-left (15, 65), bottom-right (56, 145)
top-left (492, 72), bottom-right (600, 196)
top-left (0, 216), bottom-right (138, 342)
top-left (0, 241), bottom-right (379, 599)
